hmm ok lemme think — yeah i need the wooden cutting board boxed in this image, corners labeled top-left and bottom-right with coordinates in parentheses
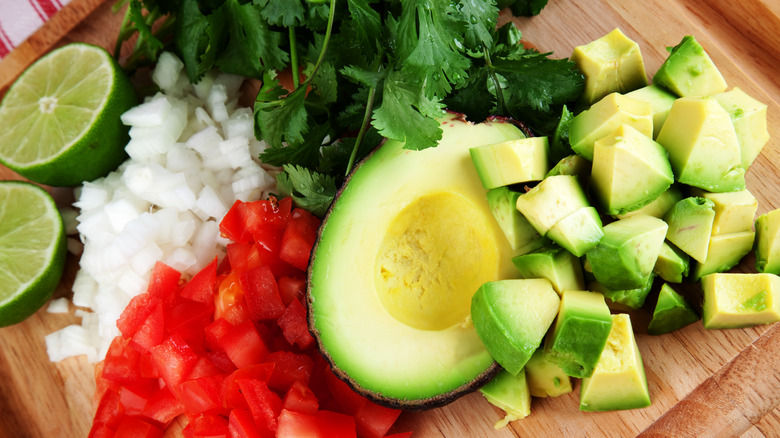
top-left (1, 0), bottom-right (779, 437)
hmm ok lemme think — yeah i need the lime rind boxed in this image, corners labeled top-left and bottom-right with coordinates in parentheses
top-left (0, 181), bottom-right (66, 326)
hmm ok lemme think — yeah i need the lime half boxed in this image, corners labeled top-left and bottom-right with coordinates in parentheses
top-left (0, 43), bottom-right (136, 186)
top-left (0, 181), bottom-right (66, 326)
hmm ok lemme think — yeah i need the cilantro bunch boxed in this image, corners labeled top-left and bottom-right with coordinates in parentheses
top-left (115, 0), bottom-right (583, 216)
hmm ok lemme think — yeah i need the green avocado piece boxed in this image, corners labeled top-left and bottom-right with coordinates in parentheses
top-left (690, 188), bottom-right (757, 235)
top-left (471, 279), bottom-right (561, 375)
top-left (480, 368), bottom-right (531, 428)
top-left (664, 197), bottom-right (716, 263)
top-left (713, 87), bottom-right (770, 169)
top-left (470, 137), bottom-right (549, 189)
top-left (590, 274), bottom-right (655, 311)
top-left (626, 84), bottom-right (677, 139)
top-left (307, 114), bottom-right (526, 409)
top-left (689, 231), bottom-right (755, 281)
top-left (545, 290), bottom-right (613, 378)
top-left (702, 273), bottom-right (780, 329)
top-left (571, 28), bottom-right (649, 105)
top-left (647, 283), bottom-right (699, 335)
top-left (569, 92), bottom-right (653, 161)
top-left (579, 314), bottom-right (651, 411)
top-left (512, 244), bottom-right (586, 296)
top-left (652, 35), bottom-right (727, 98)
top-left (586, 214), bottom-right (668, 290)
top-left (487, 187), bottom-right (549, 256)
top-left (615, 185), bottom-right (683, 220)
top-left (524, 347), bottom-right (573, 398)
top-left (755, 208), bottom-right (780, 274)
top-left (590, 124), bottom-right (674, 215)
top-left (656, 97), bottom-right (745, 192)
top-left (515, 174), bottom-right (590, 236)
top-left (546, 206), bottom-right (605, 257)
top-left (653, 241), bottom-right (690, 283)
top-left (547, 154), bottom-right (591, 182)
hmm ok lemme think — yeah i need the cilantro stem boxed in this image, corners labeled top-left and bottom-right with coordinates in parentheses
top-left (346, 85), bottom-right (377, 176)
top-left (302, 0), bottom-right (336, 88)
top-left (289, 27), bottom-right (300, 89)
top-left (483, 44), bottom-right (507, 115)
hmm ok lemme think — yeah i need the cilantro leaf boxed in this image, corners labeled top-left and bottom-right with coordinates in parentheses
top-left (507, 0), bottom-right (549, 16)
top-left (255, 83), bottom-right (309, 149)
top-left (550, 104), bottom-right (575, 163)
top-left (276, 164), bottom-right (337, 217)
top-left (176, 0), bottom-right (219, 82)
top-left (257, 0), bottom-right (305, 27)
top-left (455, 0), bottom-right (499, 52)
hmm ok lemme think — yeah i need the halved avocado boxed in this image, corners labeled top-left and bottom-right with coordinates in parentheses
top-left (307, 113), bottom-right (525, 409)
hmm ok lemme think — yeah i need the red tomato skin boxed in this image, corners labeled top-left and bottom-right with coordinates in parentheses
top-left (181, 256), bottom-right (218, 303)
top-left (237, 378), bottom-right (283, 437)
top-left (279, 209), bottom-right (320, 271)
top-left (266, 351), bottom-right (314, 393)
top-left (283, 380), bottom-right (319, 415)
top-left (150, 335), bottom-right (200, 391)
top-left (277, 298), bottom-right (314, 349)
top-left (113, 416), bottom-right (164, 438)
top-left (240, 265), bottom-right (285, 320)
top-left (219, 320), bottom-right (268, 368)
top-left (354, 400), bottom-right (403, 438)
top-left (228, 408), bottom-right (264, 438)
top-left (277, 275), bottom-right (306, 306)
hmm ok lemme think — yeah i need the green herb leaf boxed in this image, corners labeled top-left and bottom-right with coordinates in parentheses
top-left (255, 84), bottom-right (309, 149)
top-left (455, 0), bottom-right (499, 52)
top-left (276, 164), bottom-right (337, 217)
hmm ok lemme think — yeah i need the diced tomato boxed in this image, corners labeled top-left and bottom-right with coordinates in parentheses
top-left (277, 275), bottom-right (306, 306)
top-left (238, 378), bottom-right (283, 436)
top-left (266, 351), bottom-right (314, 393)
top-left (119, 383), bottom-right (157, 416)
top-left (147, 261), bottom-right (182, 305)
top-left (179, 374), bottom-right (226, 416)
top-left (277, 298), bottom-right (314, 349)
top-left (92, 387), bottom-right (123, 431)
top-left (228, 408), bottom-right (264, 438)
top-left (150, 335), bottom-right (199, 390)
top-left (240, 265), bottom-right (285, 320)
top-left (323, 366), bottom-right (367, 415)
top-left (219, 320), bottom-right (268, 368)
top-left (131, 300), bottom-right (165, 353)
top-left (354, 400), bottom-right (403, 438)
top-left (243, 196), bottom-right (292, 241)
top-left (113, 416), bottom-right (164, 438)
top-left (187, 355), bottom-right (225, 380)
top-left (283, 380), bottom-right (319, 415)
top-left (87, 424), bottom-right (115, 438)
top-left (102, 337), bottom-right (145, 387)
top-left (226, 242), bottom-right (263, 273)
top-left (279, 208), bottom-right (320, 271)
top-left (223, 363), bottom-right (276, 410)
top-left (187, 413), bottom-right (230, 437)
top-left (382, 433), bottom-right (414, 438)
top-left (181, 257), bottom-right (218, 303)
top-left (167, 297), bottom-right (213, 348)
top-left (142, 386), bottom-right (184, 426)
top-left (276, 409), bottom-right (357, 438)
top-left (117, 293), bottom-right (156, 339)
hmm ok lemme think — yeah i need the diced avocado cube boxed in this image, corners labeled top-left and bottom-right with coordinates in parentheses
top-left (471, 279), bottom-right (561, 375)
top-left (524, 347), bottom-right (573, 398)
top-left (571, 28), bottom-right (649, 105)
top-left (487, 187), bottom-right (548, 256)
top-left (515, 175), bottom-right (590, 236)
top-left (689, 231), bottom-right (755, 281)
top-left (512, 244), bottom-right (585, 296)
top-left (480, 368), bottom-right (531, 428)
top-left (701, 273), bottom-right (780, 329)
top-left (664, 197), bottom-right (716, 263)
top-left (713, 87), bottom-right (769, 169)
top-left (470, 137), bottom-right (549, 189)
top-left (579, 314), bottom-right (651, 411)
top-left (653, 241), bottom-right (690, 283)
top-left (590, 124), bottom-right (674, 215)
top-left (656, 97), bottom-right (745, 192)
top-left (626, 84), bottom-right (677, 139)
top-left (590, 274), bottom-right (654, 311)
top-left (545, 290), bottom-right (613, 378)
top-left (690, 188), bottom-right (757, 235)
top-left (546, 206), bottom-right (604, 257)
top-left (586, 215), bottom-right (668, 290)
top-left (647, 283), bottom-right (700, 335)
top-left (547, 154), bottom-right (591, 182)
top-left (569, 93), bottom-right (653, 161)
top-left (616, 185), bottom-right (683, 220)
top-left (652, 35), bottom-right (727, 98)
top-left (755, 209), bottom-right (780, 274)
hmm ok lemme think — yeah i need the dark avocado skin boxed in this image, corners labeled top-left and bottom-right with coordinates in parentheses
top-left (303, 112), bottom-right (529, 410)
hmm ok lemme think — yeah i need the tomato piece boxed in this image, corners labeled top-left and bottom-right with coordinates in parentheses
top-left (150, 335), bottom-right (199, 391)
top-left (220, 200), bottom-right (251, 243)
top-left (119, 382), bottom-right (157, 416)
top-left (266, 351), bottom-right (313, 393)
top-left (237, 378), bottom-right (283, 436)
top-left (113, 416), bottom-right (164, 438)
top-left (240, 265), bottom-right (285, 320)
top-left (187, 355), bottom-right (226, 380)
top-left (167, 297), bottom-right (213, 348)
top-left (142, 386), bottom-right (184, 426)
top-left (277, 298), bottom-right (314, 350)
top-left (243, 196), bottom-right (292, 241)
top-left (147, 261), bottom-right (182, 305)
top-left (383, 433), bottom-right (414, 438)
top-left (204, 318), bottom-right (232, 353)
top-left (276, 409), bottom-right (356, 438)
top-left (91, 386), bottom-right (123, 431)
top-left (282, 380), bottom-right (319, 415)
top-left (180, 374), bottom-right (227, 416)
top-left (181, 256), bottom-right (218, 303)
top-left (219, 320), bottom-right (268, 368)
top-left (225, 242), bottom-right (262, 273)
top-left (223, 363), bottom-right (276, 410)
top-left (279, 208), bottom-right (320, 271)
top-left (277, 275), bottom-right (306, 306)
top-left (354, 400), bottom-right (402, 438)
top-left (117, 292), bottom-right (155, 339)
top-left (131, 301), bottom-right (165, 353)
top-left (87, 424), bottom-right (115, 438)
top-left (102, 337), bottom-right (145, 387)
top-left (228, 408), bottom-right (264, 438)
top-left (323, 366), bottom-right (367, 415)
top-left (187, 413), bottom-right (229, 437)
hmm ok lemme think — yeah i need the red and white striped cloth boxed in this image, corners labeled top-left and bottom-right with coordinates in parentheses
top-left (0, 0), bottom-right (73, 59)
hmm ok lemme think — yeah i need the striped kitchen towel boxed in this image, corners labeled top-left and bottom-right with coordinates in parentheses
top-left (0, 0), bottom-right (73, 59)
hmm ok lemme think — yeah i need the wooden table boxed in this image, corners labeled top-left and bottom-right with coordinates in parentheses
top-left (1, 0), bottom-right (779, 437)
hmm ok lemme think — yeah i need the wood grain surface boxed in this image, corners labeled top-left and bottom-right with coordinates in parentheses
top-left (0, 0), bottom-right (779, 437)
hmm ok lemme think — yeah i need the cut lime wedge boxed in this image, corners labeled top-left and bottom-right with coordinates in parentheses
top-left (0, 43), bottom-right (136, 186)
top-left (0, 181), bottom-right (66, 326)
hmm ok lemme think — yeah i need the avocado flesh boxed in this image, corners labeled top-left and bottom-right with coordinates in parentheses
top-left (648, 283), bottom-right (699, 335)
top-left (701, 273), bottom-right (780, 329)
top-left (479, 368), bottom-right (531, 428)
top-left (652, 35), bottom-right (727, 98)
top-left (756, 209), bottom-right (780, 274)
top-left (307, 114), bottom-right (523, 409)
